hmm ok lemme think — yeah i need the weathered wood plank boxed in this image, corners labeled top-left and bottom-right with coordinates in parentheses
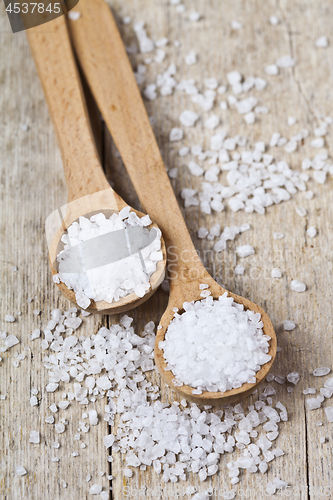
top-left (1, 0), bottom-right (333, 499)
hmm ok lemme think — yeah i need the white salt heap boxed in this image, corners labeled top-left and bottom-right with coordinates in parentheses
top-left (54, 209), bottom-right (162, 309)
top-left (160, 292), bottom-right (272, 392)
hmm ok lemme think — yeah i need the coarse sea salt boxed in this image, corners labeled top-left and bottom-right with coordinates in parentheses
top-left (290, 280), bottom-right (306, 292)
top-left (160, 292), bottom-right (271, 392)
top-left (313, 367), bottom-right (330, 377)
top-left (54, 211), bottom-right (161, 309)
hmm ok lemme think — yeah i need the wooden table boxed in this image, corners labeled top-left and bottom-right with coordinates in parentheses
top-left (1, 1), bottom-right (332, 498)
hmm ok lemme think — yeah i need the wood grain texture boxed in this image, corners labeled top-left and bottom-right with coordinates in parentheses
top-left (1, 0), bottom-right (333, 499)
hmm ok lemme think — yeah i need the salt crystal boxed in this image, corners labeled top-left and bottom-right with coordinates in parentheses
top-left (273, 232), bottom-right (284, 240)
top-left (276, 55), bottom-right (295, 68)
top-left (306, 396), bottom-right (323, 410)
top-left (45, 416), bottom-right (54, 424)
top-left (46, 383), bottom-right (59, 392)
top-left (271, 268), bottom-right (282, 279)
top-left (15, 465), bottom-right (27, 476)
top-left (4, 315), bottom-right (15, 323)
top-left (89, 410), bottom-right (98, 426)
top-left (315, 36), bottom-right (328, 48)
top-left (307, 226), bottom-right (317, 238)
top-left (284, 320), bottom-right (295, 331)
top-left (324, 406), bottom-right (333, 423)
top-left (287, 116), bottom-right (297, 126)
top-left (50, 403), bottom-right (58, 413)
top-left (170, 127), bottom-right (183, 142)
top-left (269, 15), bottom-right (279, 25)
top-left (29, 396), bottom-right (38, 406)
top-left (236, 245), bottom-right (255, 258)
top-left (244, 112), bottom-right (255, 125)
top-left (290, 280), bottom-right (306, 292)
top-left (265, 64), bottom-right (279, 76)
top-left (189, 11), bottom-right (201, 22)
top-left (231, 20), bottom-right (242, 30)
top-left (303, 388), bottom-right (316, 395)
top-left (68, 10), bottom-right (81, 21)
top-left (185, 51), bottom-right (197, 66)
top-left (227, 71), bottom-right (242, 86)
top-left (180, 110), bottom-right (199, 127)
top-left (235, 265), bottom-right (245, 275)
top-left (4, 335), bottom-right (19, 349)
top-left (313, 367), bottom-right (330, 377)
top-left (204, 115), bottom-right (219, 130)
top-left (311, 138), bottom-right (324, 148)
top-left (55, 423), bottom-right (65, 434)
top-left (286, 372), bottom-right (300, 385)
top-left (29, 431), bottom-right (40, 444)
top-left (103, 434), bottom-right (115, 449)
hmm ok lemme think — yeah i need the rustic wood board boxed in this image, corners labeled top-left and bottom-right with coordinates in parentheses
top-left (1, 0), bottom-right (332, 499)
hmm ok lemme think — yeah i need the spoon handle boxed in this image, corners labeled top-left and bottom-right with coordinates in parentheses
top-left (68, 0), bottom-right (205, 278)
top-left (27, 15), bottom-right (111, 203)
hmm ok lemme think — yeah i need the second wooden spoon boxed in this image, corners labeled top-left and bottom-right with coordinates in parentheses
top-left (68, 0), bottom-right (277, 404)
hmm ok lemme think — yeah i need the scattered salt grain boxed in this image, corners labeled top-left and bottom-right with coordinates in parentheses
top-left (269, 15), bottom-right (279, 25)
top-left (46, 383), bottom-right (59, 393)
top-left (303, 388), bottom-right (316, 395)
top-left (185, 51), bottom-right (197, 66)
top-left (29, 431), bottom-right (40, 444)
top-left (324, 406), bottom-right (333, 423)
top-left (15, 465), bottom-right (27, 476)
top-left (204, 115), bottom-right (220, 130)
top-left (235, 265), bottom-right (245, 275)
top-left (89, 484), bottom-right (102, 495)
top-left (265, 64), bottom-right (279, 76)
top-left (276, 55), bottom-right (295, 68)
top-left (313, 367), bottom-right (330, 377)
top-left (284, 320), bottom-right (295, 331)
top-left (3, 335), bottom-right (19, 350)
top-left (180, 110), bottom-right (199, 127)
top-left (169, 127), bottom-right (183, 142)
top-left (311, 138), bottom-right (324, 148)
top-left (189, 11), bottom-right (201, 22)
top-left (29, 329), bottom-right (40, 340)
top-left (161, 292), bottom-right (271, 392)
top-left (315, 36), bottom-right (328, 48)
top-left (286, 372), bottom-right (300, 385)
top-left (236, 245), bottom-right (255, 258)
top-left (306, 396), bottom-right (324, 410)
top-left (55, 423), bottom-right (65, 434)
top-left (30, 396), bottom-right (38, 406)
top-left (4, 315), bottom-right (15, 323)
top-left (271, 268), bottom-right (282, 279)
top-left (244, 112), bottom-right (255, 125)
top-left (290, 280), bottom-right (306, 292)
top-left (273, 232), bottom-right (284, 240)
top-left (307, 226), bottom-right (317, 238)
top-left (296, 207), bottom-right (307, 217)
top-left (68, 10), bottom-right (81, 21)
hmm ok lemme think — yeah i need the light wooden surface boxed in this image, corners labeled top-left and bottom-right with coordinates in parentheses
top-left (1, 0), bottom-right (332, 499)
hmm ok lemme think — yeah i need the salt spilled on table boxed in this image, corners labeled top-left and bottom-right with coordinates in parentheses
top-left (160, 290), bottom-right (272, 392)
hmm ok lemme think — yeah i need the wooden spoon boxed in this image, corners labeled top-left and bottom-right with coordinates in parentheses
top-left (68, 0), bottom-right (277, 404)
top-left (26, 15), bottom-right (166, 314)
